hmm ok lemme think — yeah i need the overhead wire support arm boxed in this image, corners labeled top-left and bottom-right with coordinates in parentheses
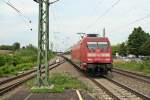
top-left (2, 0), bottom-right (32, 30)
top-left (33, 0), bottom-right (60, 5)
top-left (49, 0), bottom-right (60, 5)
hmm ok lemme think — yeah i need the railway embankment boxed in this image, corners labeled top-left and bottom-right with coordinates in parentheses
top-left (113, 59), bottom-right (150, 76)
top-left (112, 59), bottom-right (150, 98)
top-left (0, 46), bottom-right (56, 78)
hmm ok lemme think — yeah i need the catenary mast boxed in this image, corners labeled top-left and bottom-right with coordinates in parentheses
top-left (33, 0), bottom-right (60, 87)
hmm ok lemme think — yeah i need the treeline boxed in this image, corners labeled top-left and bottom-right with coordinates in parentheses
top-left (112, 26), bottom-right (150, 57)
top-left (0, 42), bottom-right (20, 51)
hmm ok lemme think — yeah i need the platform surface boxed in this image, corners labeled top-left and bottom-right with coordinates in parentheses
top-left (4, 88), bottom-right (94, 100)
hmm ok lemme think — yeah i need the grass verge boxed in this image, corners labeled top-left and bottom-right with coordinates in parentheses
top-left (113, 60), bottom-right (150, 76)
top-left (27, 73), bottom-right (88, 93)
top-left (0, 63), bottom-right (35, 77)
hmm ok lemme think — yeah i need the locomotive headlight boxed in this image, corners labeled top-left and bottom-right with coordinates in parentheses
top-left (87, 58), bottom-right (93, 61)
top-left (83, 63), bottom-right (87, 65)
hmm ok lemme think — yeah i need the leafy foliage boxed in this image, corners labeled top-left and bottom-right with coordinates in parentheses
top-left (0, 42), bottom-right (20, 51)
top-left (140, 37), bottom-right (150, 56)
top-left (114, 60), bottom-right (150, 75)
top-left (14, 44), bottom-right (37, 64)
top-left (112, 26), bottom-right (150, 56)
top-left (0, 44), bottom-right (56, 76)
top-left (13, 42), bottom-right (20, 50)
top-left (0, 55), bottom-right (17, 66)
top-left (112, 45), bottom-right (119, 56)
top-left (127, 27), bottom-right (150, 56)
top-left (0, 63), bottom-right (34, 77)
top-left (118, 42), bottom-right (127, 56)
top-left (0, 45), bottom-right (13, 50)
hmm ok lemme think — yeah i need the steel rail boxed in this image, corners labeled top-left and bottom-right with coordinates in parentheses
top-left (0, 61), bottom-right (65, 96)
top-left (103, 75), bottom-right (150, 100)
top-left (62, 56), bottom-right (119, 99)
top-left (112, 68), bottom-right (150, 84)
top-left (91, 79), bottom-right (119, 100)
top-left (0, 62), bottom-right (56, 85)
top-left (113, 68), bottom-right (150, 83)
top-left (62, 55), bottom-right (150, 100)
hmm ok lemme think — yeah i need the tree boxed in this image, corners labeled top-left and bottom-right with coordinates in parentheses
top-left (118, 42), bottom-right (127, 56)
top-left (112, 45), bottom-right (119, 56)
top-left (13, 42), bottom-right (20, 51)
top-left (140, 37), bottom-right (150, 56)
top-left (127, 27), bottom-right (149, 57)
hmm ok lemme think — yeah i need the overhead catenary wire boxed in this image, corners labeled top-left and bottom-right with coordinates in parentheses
top-left (50, 8), bottom-right (61, 33)
top-left (84, 0), bottom-right (121, 32)
top-left (89, 0), bottom-right (104, 16)
top-left (111, 14), bottom-right (150, 33)
top-left (49, 8), bottom-right (61, 51)
top-left (2, 0), bottom-right (32, 31)
top-left (79, 0), bottom-right (104, 32)
top-left (129, 14), bottom-right (150, 25)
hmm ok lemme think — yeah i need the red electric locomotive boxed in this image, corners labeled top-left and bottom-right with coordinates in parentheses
top-left (71, 34), bottom-right (113, 75)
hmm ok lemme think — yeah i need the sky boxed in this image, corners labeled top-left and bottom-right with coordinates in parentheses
top-left (0, 0), bottom-right (150, 52)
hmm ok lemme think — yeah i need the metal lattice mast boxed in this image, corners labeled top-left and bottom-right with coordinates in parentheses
top-left (34, 0), bottom-right (60, 87)
top-left (37, 0), bottom-right (49, 86)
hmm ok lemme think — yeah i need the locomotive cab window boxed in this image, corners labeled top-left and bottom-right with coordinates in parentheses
top-left (97, 42), bottom-right (108, 49)
top-left (87, 42), bottom-right (97, 49)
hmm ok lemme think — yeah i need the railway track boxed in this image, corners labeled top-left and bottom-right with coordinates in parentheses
top-left (0, 60), bottom-right (65, 96)
top-left (0, 64), bottom-right (45, 86)
top-left (92, 78), bottom-right (141, 100)
top-left (112, 68), bottom-right (150, 84)
top-left (62, 56), bottom-right (150, 100)
top-left (103, 75), bottom-right (150, 100)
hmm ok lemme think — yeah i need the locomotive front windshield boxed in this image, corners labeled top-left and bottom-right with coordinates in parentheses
top-left (87, 42), bottom-right (108, 49)
top-left (87, 42), bottom-right (97, 49)
top-left (97, 42), bottom-right (108, 49)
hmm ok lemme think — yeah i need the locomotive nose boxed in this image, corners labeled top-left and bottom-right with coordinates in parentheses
top-left (100, 47), bottom-right (109, 52)
top-left (95, 48), bottom-right (100, 52)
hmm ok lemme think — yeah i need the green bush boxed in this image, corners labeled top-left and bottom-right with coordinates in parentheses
top-left (0, 44), bottom-right (56, 76)
top-left (0, 56), bottom-right (5, 66)
top-left (14, 46), bottom-right (37, 64)
top-left (0, 55), bottom-right (18, 66)
top-left (114, 60), bottom-right (150, 75)
top-left (16, 63), bottom-right (34, 71)
top-left (0, 63), bottom-right (35, 77)
top-left (0, 64), bottom-right (16, 76)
